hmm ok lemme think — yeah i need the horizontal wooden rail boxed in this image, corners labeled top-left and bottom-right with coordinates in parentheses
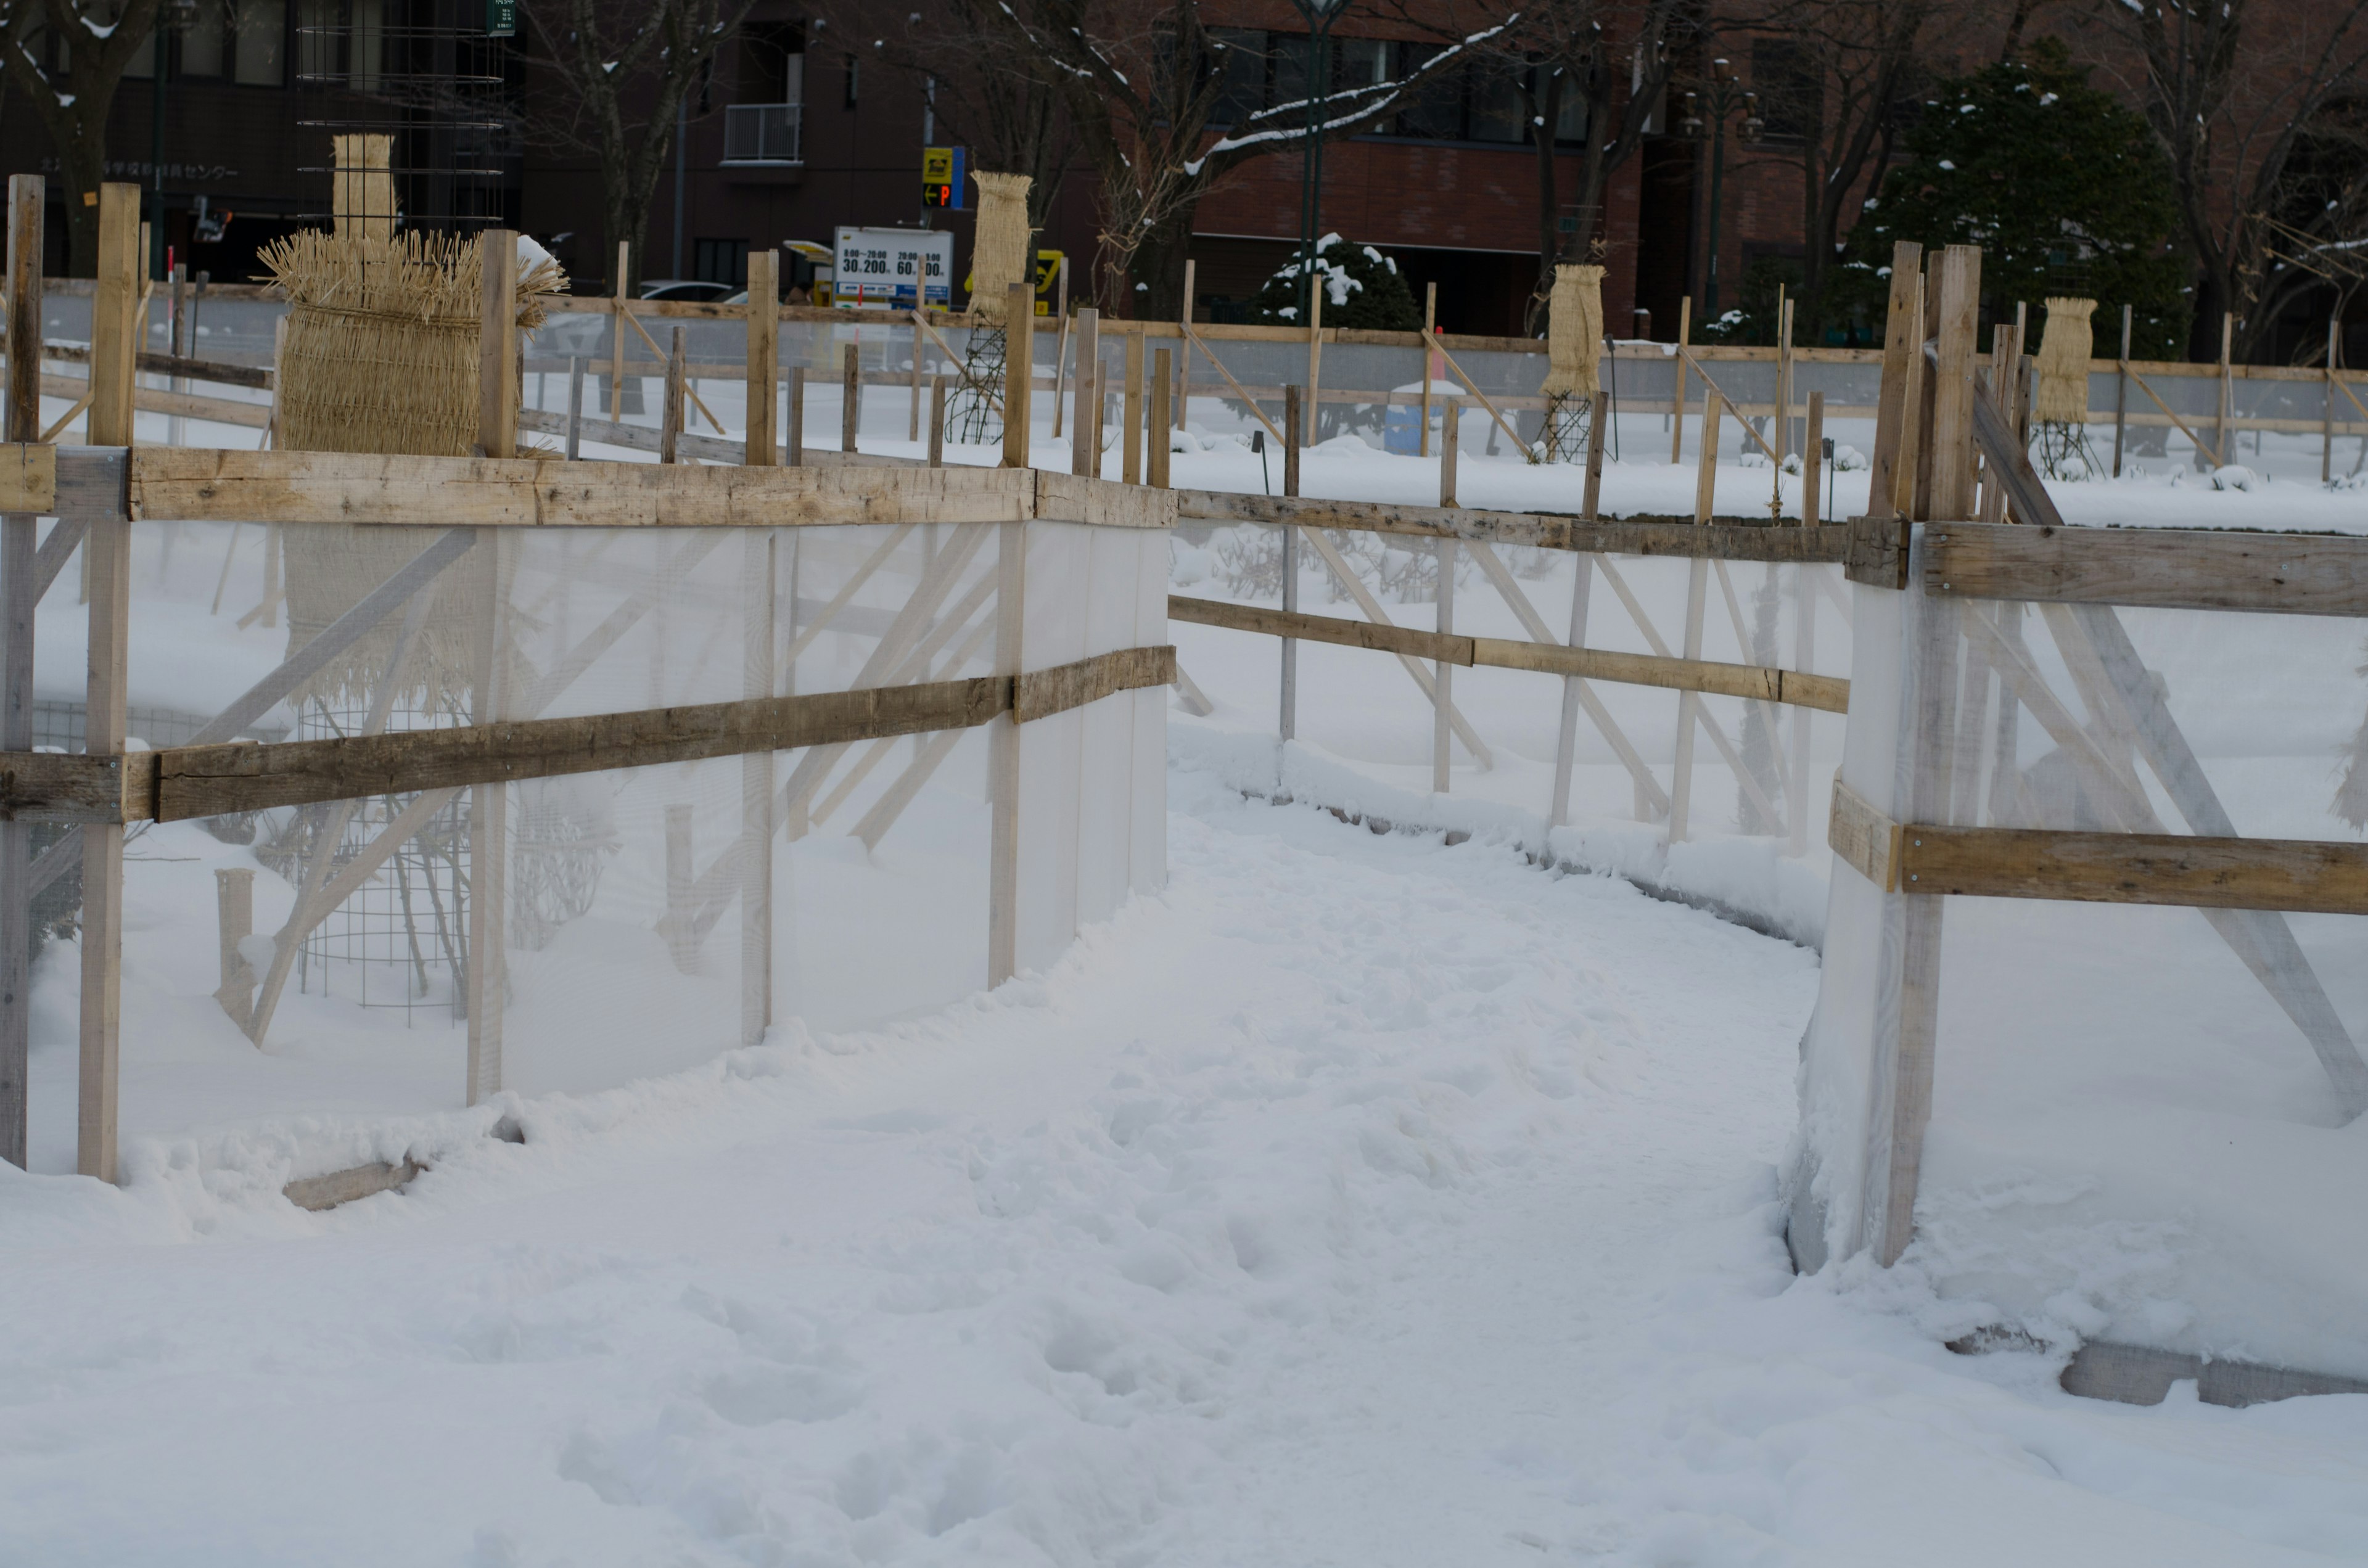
top-left (1831, 776), bottom-right (2368, 915)
top-left (1925, 521), bottom-right (2368, 617)
top-left (0, 646), bottom-right (1174, 824)
top-left (44, 340), bottom-right (273, 388)
top-left (1177, 490), bottom-right (1854, 560)
top-left (1170, 595), bottom-right (1846, 711)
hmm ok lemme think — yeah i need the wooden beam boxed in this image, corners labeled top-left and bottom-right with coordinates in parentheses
top-left (1925, 521), bottom-right (2368, 617)
top-left (0, 751), bottom-right (154, 823)
top-left (477, 229), bottom-right (518, 459)
top-left (1865, 242), bottom-right (1922, 518)
top-left (3, 176), bottom-right (40, 445)
top-left (1928, 246), bottom-right (1983, 519)
top-left (1171, 488), bottom-right (1854, 560)
top-left (1828, 775), bottom-right (1902, 890)
top-left (1014, 645), bottom-right (1177, 723)
top-left (0, 443), bottom-right (52, 514)
top-left (745, 250), bottom-right (777, 467)
top-left (1004, 285), bottom-right (1033, 469)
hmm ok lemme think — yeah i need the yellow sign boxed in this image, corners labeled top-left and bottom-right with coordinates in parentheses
top-left (922, 147), bottom-right (956, 184)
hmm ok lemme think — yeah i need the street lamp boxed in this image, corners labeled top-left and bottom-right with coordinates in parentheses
top-left (1677, 58), bottom-right (1761, 317)
top-left (1286, 0), bottom-right (1353, 326)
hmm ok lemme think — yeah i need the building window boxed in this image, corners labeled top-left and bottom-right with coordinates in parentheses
top-left (183, 1), bottom-right (227, 77)
top-left (1209, 27), bottom-right (1265, 129)
top-left (694, 239), bottom-right (749, 287)
top-left (234, 0), bottom-right (286, 86)
top-left (1751, 40), bottom-right (1819, 144)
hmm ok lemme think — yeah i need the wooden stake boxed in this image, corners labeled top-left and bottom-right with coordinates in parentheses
top-left (1121, 330), bottom-right (1144, 485)
top-left (213, 868), bottom-right (255, 1030)
top-left (1071, 306), bottom-right (1099, 477)
top-left (1693, 389), bottom-right (1723, 522)
top-left (77, 183), bottom-right (138, 1183)
top-left (2327, 316), bottom-right (2341, 486)
top-left (610, 240), bottom-right (629, 421)
top-left (740, 532), bottom-right (773, 1046)
top-left (1439, 398), bottom-right (1459, 507)
top-left (1866, 244), bottom-right (1922, 517)
top-left (1283, 384), bottom-right (1302, 498)
top-left (1434, 537), bottom-right (1455, 794)
top-left (1305, 272), bottom-right (1323, 449)
top-left (0, 176), bottom-right (39, 1169)
top-left (660, 326), bottom-right (685, 463)
top-left (564, 355), bottom-right (585, 459)
top-left (2113, 304), bottom-right (2132, 479)
top-left (1928, 246), bottom-right (1983, 519)
top-left (1582, 390), bottom-right (1607, 520)
top-left (1003, 284), bottom-right (1034, 469)
top-left (1421, 281), bottom-right (1437, 458)
top-left (1980, 321), bottom-right (2017, 525)
top-left (842, 342), bottom-right (860, 454)
top-left (1281, 384), bottom-right (1300, 742)
top-left (744, 249), bottom-right (777, 466)
top-left (477, 229), bottom-right (518, 460)
top-left (1802, 391), bottom-right (1825, 529)
top-left (2215, 310), bottom-right (2234, 470)
top-left (929, 372), bottom-right (946, 468)
top-left (1148, 348), bottom-right (1172, 488)
top-left (1177, 260), bottom-right (1194, 430)
top-left (787, 365), bottom-right (804, 466)
top-left (1670, 295), bottom-right (1692, 464)
top-left (1049, 257), bottom-right (1070, 438)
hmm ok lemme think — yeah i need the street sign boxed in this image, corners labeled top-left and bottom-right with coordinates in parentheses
top-left (485, 0), bottom-right (515, 36)
top-left (921, 147), bottom-right (967, 210)
top-left (832, 226), bottom-right (955, 311)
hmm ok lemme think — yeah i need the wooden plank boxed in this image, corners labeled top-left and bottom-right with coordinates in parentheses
top-left (1170, 488), bottom-right (1853, 561)
top-left (1845, 514), bottom-right (1910, 589)
top-left (745, 250), bottom-right (778, 467)
top-left (1926, 522), bottom-right (2368, 617)
top-left (1865, 242), bottom-right (1922, 519)
top-left (1472, 637), bottom-right (1849, 712)
top-left (1004, 285), bottom-right (1033, 470)
top-left (1900, 824), bottom-right (2368, 914)
top-left (1032, 470), bottom-right (1177, 530)
top-left (0, 443), bottom-right (52, 514)
top-left (478, 229), bottom-right (518, 459)
top-left (126, 448), bottom-right (1036, 529)
top-left (1928, 246), bottom-right (1982, 519)
top-left (153, 675), bottom-right (1020, 821)
top-left (1827, 775), bottom-right (1901, 891)
top-left (284, 1159), bottom-right (422, 1212)
top-left (4, 178), bottom-right (40, 443)
top-left (1013, 644), bottom-right (1176, 722)
top-left (1170, 594), bottom-right (1471, 664)
top-left (0, 752), bottom-right (153, 823)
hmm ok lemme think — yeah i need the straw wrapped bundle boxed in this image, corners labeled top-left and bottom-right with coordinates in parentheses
top-left (261, 228), bottom-right (565, 457)
top-left (260, 228), bottom-right (564, 712)
top-left (1539, 264), bottom-right (1606, 399)
top-left (2035, 296), bottom-right (2097, 425)
top-left (968, 173), bottom-right (1034, 322)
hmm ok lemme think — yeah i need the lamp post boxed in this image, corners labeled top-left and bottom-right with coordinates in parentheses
top-left (1676, 58), bottom-right (1761, 318)
top-left (1286, 0), bottom-right (1352, 323)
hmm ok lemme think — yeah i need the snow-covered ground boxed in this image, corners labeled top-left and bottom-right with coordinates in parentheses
top-left (8, 771), bottom-right (2368, 1564)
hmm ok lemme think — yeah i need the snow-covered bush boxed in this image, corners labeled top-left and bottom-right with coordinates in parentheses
top-left (1251, 236), bottom-right (1421, 332)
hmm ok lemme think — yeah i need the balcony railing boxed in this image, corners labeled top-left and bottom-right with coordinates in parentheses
top-left (723, 104), bottom-right (803, 166)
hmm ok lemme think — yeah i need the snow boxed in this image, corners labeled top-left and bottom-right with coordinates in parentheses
top-left (8, 776), bottom-right (2368, 1561)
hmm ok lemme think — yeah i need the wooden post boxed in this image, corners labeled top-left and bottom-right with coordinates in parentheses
top-left (214, 869), bottom-right (255, 1030)
top-left (1071, 306), bottom-right (1099, 477)
top-left (465, 532), bottom-right (513, 1102)
top-left (2214, 310), bottom-right (2233, 470)
top-left (1281, 385), bottom-right (1300, 742)
top-left (841, 341), bottom-right (860, 454)
top-left (745, 248), bottom-right (778, 466)
top-left (1433, 537), bottom-right (1455, 794)
top-left (1774, 287), bottom-right (1792, 461)
top-left (1177, 260), bottom-right (1194, 430)
top-left (2113, 303), bottom-right (2132, 479)
top-left (741, 533), bottom-right (774, 1045)
top-left (660, 326), bottom-right (685, 463)
top-left (1979, 321), bottom-right (2016, 525)
top-left (0, 174), bottom-right (36, 1170)
top-left (1420, 281), bottom-right (1437, 457)
top-left (987, 520), bottom-right (1024, 985)
top-left (1669, 295), bottom-right (1692, 464)
top-left (1693, 388), bottom-right (1723, 522)
top-left (565, 355), bottom-right (585, 459)
top-left (1582, 389), bottom-right (1607, 521)
top-left (1802, 390), bottom-right (1825, 528)
top-left (664, 803), bottom-right (696, 974)
top-left (1866, 244), bottom-right (1922, 518)
top-left (1928, 245), bottom-right (1983, 519)
top-left (1148, 348), bottom-right (1172, 488)
top-left (477, 228), bottom-right (517, 460)
top-left (1003, 284), bottom-right (1034, 469)
top-left (1048, 257), bottom-right (1070, 438)
top-left (610, 240), bottom-right (629, 420)
top-left (1439, 398), bottom-right (1459, 507)
top-left (1121, 330), bottom-right (1145, 484)
top-left (929, 372), bottom-right (946, 467)
top-left (909, 318), bottom-right (924, 443)
top-left (2327, 317), bottom-right (2341, 486)
top-left (76, 184), bottom-right (139, 1182)
top-left (787, 365), bottom-right (805, 466)
top-left (1305, 274), bottom-right (1324, 449)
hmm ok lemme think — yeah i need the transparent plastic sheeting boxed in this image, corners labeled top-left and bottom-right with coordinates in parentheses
top-left (17, 518), bottom-right (1165, 1172)
top-left (1794, 532), bottom-right (2368, 1377)
top-left (1170, 521), bottom-right (1851, 861)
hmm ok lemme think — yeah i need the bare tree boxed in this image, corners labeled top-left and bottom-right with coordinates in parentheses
top-left (1729, 0), bottom-right (1958, 341)
top-left (2086, 0), bottom-right (2368, 358)
top-left (969, 0), bottom-right (1528, 319)
top-left (0, 0), bottom-right (168, 274)
top-left (516, 0), bottom-right (758, 291)
top-left (832, 0), bottom-right (1076, 231)
top-left (1486, 0), bottom-right (1690, 335)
